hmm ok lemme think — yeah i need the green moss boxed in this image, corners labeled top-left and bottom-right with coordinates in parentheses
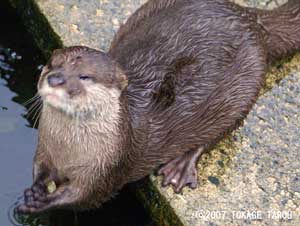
top-left (131, 179), bottom-right (184, 226)
top-left (197, 132), bottom-right (240, 186)
top-left (262, 53), bottom-right (300, 94)
top-left (8, 0), bottom-right (63, 58)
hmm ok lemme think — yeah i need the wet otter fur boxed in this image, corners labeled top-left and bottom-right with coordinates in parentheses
top-left (17, 0), bottom-right (300, 213)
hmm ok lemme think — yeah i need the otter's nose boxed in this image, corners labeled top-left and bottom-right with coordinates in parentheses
top-left (67, 87), bottom-right (81, 97)
top-left (47, 73), bottom-right (66, 87)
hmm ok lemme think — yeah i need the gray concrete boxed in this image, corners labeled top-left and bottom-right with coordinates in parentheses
top-left (8, 0), bottom-right (300, 225)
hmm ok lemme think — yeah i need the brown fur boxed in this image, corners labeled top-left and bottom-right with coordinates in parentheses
top-left (19, 0), bottom-right (300, 213)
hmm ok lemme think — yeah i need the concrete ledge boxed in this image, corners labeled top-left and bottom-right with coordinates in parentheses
top-left (9, 0), bottom-right (300, 225)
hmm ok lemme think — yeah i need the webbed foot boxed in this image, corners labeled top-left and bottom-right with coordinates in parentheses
top-left (158, 147), bottom-right (204, 193)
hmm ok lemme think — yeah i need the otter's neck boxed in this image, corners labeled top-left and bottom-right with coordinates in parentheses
top-left (39, 100), bottom-right (130, 173)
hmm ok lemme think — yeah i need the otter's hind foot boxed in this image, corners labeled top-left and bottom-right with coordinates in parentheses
top-left (158, 147), bottom-right (204, 193)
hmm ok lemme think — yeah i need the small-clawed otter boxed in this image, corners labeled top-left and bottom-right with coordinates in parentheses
top-left (17, 0), bottom-right (300, 214)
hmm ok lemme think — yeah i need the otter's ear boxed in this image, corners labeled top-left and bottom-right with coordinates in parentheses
top-left (52, 48), bottom-right (62, 55)
top-left (50, 48), bottom-right (67, 67)
top-left (115, 66), bottom-right (128, 90)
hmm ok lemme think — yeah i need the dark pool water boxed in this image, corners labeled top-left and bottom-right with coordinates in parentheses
top-left (0, 2), bottom-right (154, 226)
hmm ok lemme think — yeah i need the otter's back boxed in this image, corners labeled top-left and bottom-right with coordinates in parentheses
top-left (109, 0), bottom-right (265, 108)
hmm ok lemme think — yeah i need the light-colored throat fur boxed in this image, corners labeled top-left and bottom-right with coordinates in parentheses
top-left (39, 96), bottom-right (124, 174)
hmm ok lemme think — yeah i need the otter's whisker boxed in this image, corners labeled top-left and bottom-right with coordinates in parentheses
top-left (27, 99), bottom-right (41, 113)
top-left (22, 94), bottom-right (39, 106)
top-left (31, 103), bottom-right (42, 122)
top-left (26, 94), bottom-right (41, 110)
top-left (26, 100), bottom-right (42, 119)
top-left (32, 105), bottom-right (42, 129)
top-left (22, 94), bottom-right (40, 107)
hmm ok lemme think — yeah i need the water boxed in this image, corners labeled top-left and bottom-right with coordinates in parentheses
top-left (0, 2), bottom-right (154, 226)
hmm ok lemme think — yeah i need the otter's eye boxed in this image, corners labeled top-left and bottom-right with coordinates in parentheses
top-left (79, 74), bottom-right (92, 81)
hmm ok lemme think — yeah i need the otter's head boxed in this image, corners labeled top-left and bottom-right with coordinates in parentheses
top-left (38, 46), bottom-right (128, 118)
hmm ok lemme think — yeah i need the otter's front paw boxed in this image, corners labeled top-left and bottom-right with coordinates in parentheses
top-left (24, 181), bottom-right (48, 203)
top-left (15, 180), bottom-right (50, 214)
top-left (15, 180), bottom-right (65, 214)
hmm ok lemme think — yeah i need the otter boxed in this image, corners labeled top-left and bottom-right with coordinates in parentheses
top-left (17, 0), bottom-right (300, 214)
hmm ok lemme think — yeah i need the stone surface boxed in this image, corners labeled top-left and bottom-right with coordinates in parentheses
top-left (30, 0), bottom-right (147, 51)
top-left (233, 0), bottom-right (287, 8)
top-left (8, 0), bottom-right (300, 225)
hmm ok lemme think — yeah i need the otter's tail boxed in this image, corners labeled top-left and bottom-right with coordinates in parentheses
top-left (254, 0), bottom-right (300, 62)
